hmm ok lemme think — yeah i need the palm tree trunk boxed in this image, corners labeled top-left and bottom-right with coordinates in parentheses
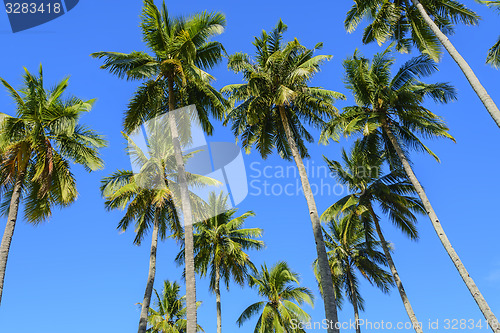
top-left (167, 76), bottom-right (197, 333)
top-left (215, 265), bottom-right (222, 333)
top-left (278, 106), bottom-right (340, 333)
top-left (382, 121), bottom-right (499, 332)
top-left (137, 210), bottom-right (159, 333)
top-left (346, 267), bottom-right (361, 333)
top-left (0, 171), bottom-right (24, 305)
top-left (370, 208), bottom-right (423, 333)
top-left (410, 0), bottom-right (500, 128)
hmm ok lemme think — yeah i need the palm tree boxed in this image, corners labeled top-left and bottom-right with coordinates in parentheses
top-left (91, 1), bottom-right (227, 332)
top-left (176, 192), bottom-right (264, 333)
top-left (321, 49), bottom-right (499, 331)
top-left (345, 0), bottom-right (500, 128)
top-left (315, 214), bottom-right (394, 333)
top-left (223, 20), bottom-right (345, 332)
top-left (101, 131), bottom-right (218, 333)
top-left (146, 280), bottom-right (203, 333)
top-left (0, 66), bottom-right (106, 305)
top-left (477, 0), bottom-right (500, 67)
top-left (321, 141), bottom-right (425, 332)
top-left (237, 261), bottom-right (314, 333)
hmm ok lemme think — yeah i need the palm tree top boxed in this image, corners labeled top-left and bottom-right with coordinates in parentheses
top-left (322, 140), bottom-right (426, 241)
top-left (223, 20), bottom-right (345, 160)
top-left (321, 215), bottom-right (394, 311)
top-left (345, 0), bottom-right (480, 61)
top-left (146, 280), bottom-right (204, 333)
top-left (321, 47), bottom-right (456, 167)
top-left (176, 192), bottom-right (264, 290)
top-left (91, 0), bottom-right (228, 134)
top-left (0, 65), bottom-right (106, 223)
top-left (237, 261), bottom-right (314, 332)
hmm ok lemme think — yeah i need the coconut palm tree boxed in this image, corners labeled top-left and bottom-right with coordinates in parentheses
top-left (477, 0), bottom-right (500, 67)
top-left (237, 261), bottom-right (314, 333)
top-left (321, 141), bottom-right (425, 332)
top-left (223, 20), bottom-right (345, 332)
top-left (315, 214), bottom-right (394, 333)
top-left (345, 0), bottom-right (500, 128)
top-left (0, 66), bottom-right (106, 305)
top-left (145, 280), bottom-right (203, 333)
top-left (321, 49), bottom-right (499, 331)
top-left (176, 192), bottom-right (264, 333)
top-left (101, 130), bottom-right (218, 333)
top-left (91, 1), bottom-right (227, 332)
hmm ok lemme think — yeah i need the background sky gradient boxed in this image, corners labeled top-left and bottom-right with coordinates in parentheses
top-left (0, 1), bottom-right (499, 332)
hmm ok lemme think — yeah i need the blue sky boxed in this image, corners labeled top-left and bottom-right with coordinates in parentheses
top-left (0, 1), bottom-right (499, 332)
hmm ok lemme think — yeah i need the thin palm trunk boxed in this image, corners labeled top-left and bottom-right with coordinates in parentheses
top-left (346, 267), bottom-right (361, 333)
top-left (215, 265), bottom-right (222, 333)
top-left (138, 211), bottom-right (160, 333)
top-left (371, 208), bottom-right (423, 333)
top-left (0, 171), bottom-right (24, 305)
top-left (409, 0), bottom-right (500, 128)
top-left (382, 121), bottom-right (500, 332)
top-left (167, 76), bottom-right (197, 333)
top-left (278, 106), bottom-right (339, 333)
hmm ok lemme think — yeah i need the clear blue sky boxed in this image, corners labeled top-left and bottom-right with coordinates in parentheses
top-left (0, 1), bottom-right (499, 332)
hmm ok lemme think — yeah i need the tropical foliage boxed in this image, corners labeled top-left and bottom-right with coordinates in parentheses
top-left (322, 48), bottom-right (499, 330)
top-left (177, 192), bottom-right (264, 333)
top-left (92, 1), bottom-right (228, 332)
top-left (2, 1), bottom-right (500, 333)
top-left (315, 214), bottom-right (394, 333)
top-left (101, 132), bottom-right (217, 333)
top-left (237, 261), bottom-right (314, 333)
top-left (146, 280), bottom-right (204, 333)
top-left (477, 0), bottom-right (500, 67)
top-left (223, 20), bottom-right (344, 331)
top-left (0, 66), bottom-right (106, 304)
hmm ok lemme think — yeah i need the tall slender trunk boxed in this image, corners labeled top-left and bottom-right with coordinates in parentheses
top-left (346, 267), bottom-right (361, 333)
top-left (278, 106), bottom-right (339, 333)
top-left (215, 265), bottom-right (222, 333)
top-left (410, 0), bottom-right (500, 128)
top-left (0, 171), bottom-right (24, 305)
top-left (382, 121), bottom-right (499, 332)
top-left (371, 208), bottom-right (423, 333)
top-left (167, 76), bottom-right (197, 333)
top-left (137, 210), bottom-right (159, 333)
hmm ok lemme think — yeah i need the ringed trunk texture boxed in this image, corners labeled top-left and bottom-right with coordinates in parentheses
top-left (137, 211), bottom-right (159, 333)
top-left (383, 122), bottom-right (499, 332)
top-left (411, 0), bottom-right (500, 128)
top-left (168, 76), bottom-right (197, 333)
top-left (346, 267), bottom-right (361, 333)
top-left (371, 211), bottom-right (423, 333)
top-left (215, 266), bottom-right (222, 333)
top-left (0, 171), bottom-right (24, 305)
top-left (278, 106), bottom-right (340, 333)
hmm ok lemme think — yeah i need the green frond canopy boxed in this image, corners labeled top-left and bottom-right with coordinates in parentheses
top-left (91, 0), bottom-right (228, 135)
top-left (321, 48), bottom-right (455, 171)
top-left (0, 65), bottom-right (106, 224)
top-left (313, 215), bottom-right (394, 312)
top-left (237, 261), bottom-right (314, 332)
top-left (100, 135), bottom-right (221, 245)
top-left (223, 20), bottom-right (345, 161)
top-left (175, 191), bottom-right (264, 292)
top-left (345, 0), bottom-right (480, 61)
top-left (145, 280), bottom-right (204, 333)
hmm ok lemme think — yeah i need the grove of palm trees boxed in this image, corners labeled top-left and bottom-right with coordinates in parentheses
top-left (0, 1), bottom-right (498, 333)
